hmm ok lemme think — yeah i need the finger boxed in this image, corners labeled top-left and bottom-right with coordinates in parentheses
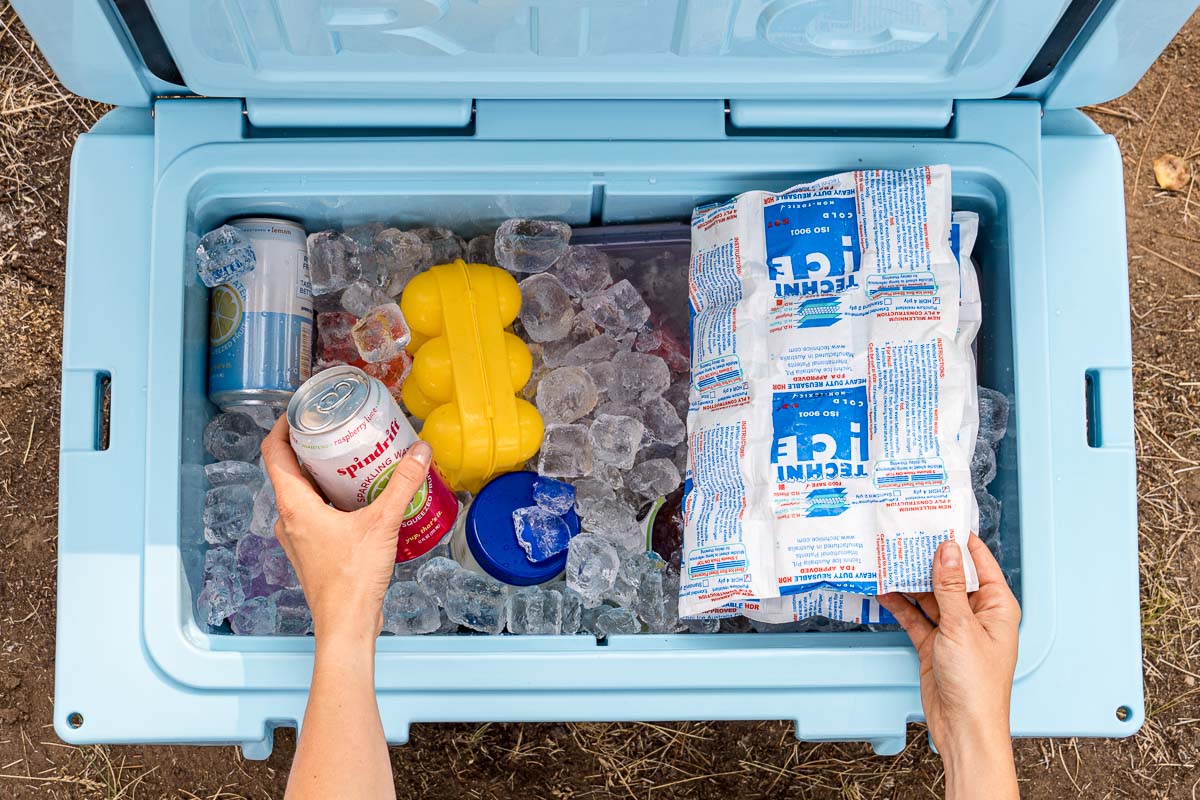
top-left (366, 441), bottom-right (434, 529)
top-left (878, 593), bottom-right (934, 651)
top-left (966, 533), bottom-right (1007, 590)
top-left (911, 592), bottom-right (941, 625)
top-left (931, 538), bottom-right (974, 628)
top-left (260, 416), bottom-right (326, 517)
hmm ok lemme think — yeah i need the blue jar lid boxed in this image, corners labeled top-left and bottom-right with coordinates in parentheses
top-left (465, 471), bottom-right (581, 586)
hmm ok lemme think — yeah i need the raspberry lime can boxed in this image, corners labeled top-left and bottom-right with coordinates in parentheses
top-left (286, 365), bottom-right (458, 563)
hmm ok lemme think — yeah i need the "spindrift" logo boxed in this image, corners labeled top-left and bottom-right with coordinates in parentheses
top-left (337, 419), bottom-right (402, 480)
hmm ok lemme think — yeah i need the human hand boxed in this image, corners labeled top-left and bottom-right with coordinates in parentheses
top-left (878, 536), bottom-right (1020, 799)
top-left (260, 416), bottom-right (433, 645)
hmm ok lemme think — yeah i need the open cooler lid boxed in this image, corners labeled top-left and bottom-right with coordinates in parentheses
top-left (13, 0), bottom-right (1199, 111)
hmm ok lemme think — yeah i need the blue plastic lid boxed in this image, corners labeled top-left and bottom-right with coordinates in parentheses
top-left (465, 471), bottom-right (581, 587)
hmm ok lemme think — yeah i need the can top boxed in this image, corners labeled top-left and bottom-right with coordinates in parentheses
top-left (464, 471), bottom-right (581, 586)
top-left (287, 365), bottom-right (372, 435)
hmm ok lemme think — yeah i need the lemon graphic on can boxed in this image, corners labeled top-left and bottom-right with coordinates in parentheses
top-left (368, 463), bottom-right (428, 520)
top-left (209, 284), bottom-right (243, 347)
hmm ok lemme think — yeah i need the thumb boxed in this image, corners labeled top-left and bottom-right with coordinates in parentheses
top-left (368, 441), bottom-right (434, 528)
top-left (931, 538), bottom-right (973, 628)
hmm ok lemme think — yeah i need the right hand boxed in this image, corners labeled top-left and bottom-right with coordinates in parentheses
top-left (878, 536), bottom-right (1021, 798)
top-left (260, 416), bottom-right (433, 645)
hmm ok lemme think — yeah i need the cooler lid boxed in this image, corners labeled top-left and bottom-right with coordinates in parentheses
top-left (13, 0), bottom-right (1199, 111)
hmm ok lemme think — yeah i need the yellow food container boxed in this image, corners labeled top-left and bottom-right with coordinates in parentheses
top-left (400, 260), bottom-right (544, 492)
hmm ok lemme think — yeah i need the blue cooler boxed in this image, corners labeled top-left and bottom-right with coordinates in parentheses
top-left (19, 0), bottom-right (1192, 758)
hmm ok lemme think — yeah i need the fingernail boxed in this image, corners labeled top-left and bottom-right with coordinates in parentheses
top-left (410, 441), bottom-right (433, 466)
top-left (940, 541), bottom-right (960, 568)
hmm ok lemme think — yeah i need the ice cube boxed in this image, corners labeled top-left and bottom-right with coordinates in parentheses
top-left (589, 414), bottom-right (645, 470)
top-left (585, 361), bottom-right (616, 399)
top-left (636, 567), bottom-right (681, 633)
top-left (641, 395), bottom-right (685, 447)
top-left (572, 477), bottom-right (617, 519)
top-left (374, 228), bottom-right (432, 296)
top-left (545, 585), bottom-right (584, 634)
top-left (971, 440), bottom-right (997, 488)
top-left (316, 311), bottom-right (361, 365)
top-left (416, 556), bottom-right (462, 606)
top-left (346, 222), bottom-right (386, 247)
top-left (976, 489), bottom-right (1001, 542)
top-left (593, 607), bottom-right (641, 637)
top-left (673, 442), bottom-right (689, 476)
top-left (565, 533), bottom-right (620, 607)
top-left (261, 544), bottom-right (300, 590)
top-left (626, 458), bottom-right (681, 501)
top-left (535, 366), bottom-right (599, 424)
top-left (513, 506), bottom-right (573, 563)
top-left (554, 245), bottom-right (612, 298)
top-left (608, 352), bottom-right (670, 405)
top-left (537, 423), bottom-right (594, 478)
top-left (410, 227), bottom-right (465, 266)
top-left (202, 484), bottom-right (255, 545)
top-left (234, 532), bottom-right (269, 575)
top-left (684, 617), bottom-right (721, 634)
top-left (977, 386), bottom-right (1010, 444)
top-left (495, 219), bottom-right (571, 274)
top-left (382, 581), bottom-right (442, 635)
top-left (393, 541), bottom-right (450, 582)
top-left (518, 273), bottom-right (576, 343)
top-left (605, 551), bottom-right (655, 607)
top-left (352, 303), bottom-right (412, 362)
top-left (467, 234), bottom-right (497, 266)
top-left (204, 459), bottom-right (264, 490)
top-left (272, 587), bottom-right (314, 635)
top-left (196, 569), bottom-right (246, 627)
top-left (581, 279), bottom-right (651, 334)
top-left (340, 280), bottom-right (394, 318)
top-left (195, 225), bottom-right (256, 288)
top-left (203, 412), bottom-right (265, 462)
top-left (532, 477), bottom-right (575, 515)
top-left (664, 379), bottom-right (691, 421)
top-left (204, 545), bottom-right (238, 578)
top-left (363, 352), bottom-right (413, 402)
top-left (540, 314), bottom-right (602, 368)
top-left (229, 595), bottom-right (278, 635)
top-left (579, 492), bottom-right (638, 541)
top-left (562, 334), bottom-right (620, 366)
top-left (231, 405), bottom-right (279, 431)
top-left (249, 480), bottom-right (278, 538)
top-left (444, 571), bottom-right (507, 634)
top-left (307, 231), bottom-right (362, 296)
top-left (506, 586), bottom-right (564, 635)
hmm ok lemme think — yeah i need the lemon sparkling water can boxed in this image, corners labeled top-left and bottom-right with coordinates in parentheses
top-left (207, 217), bottom-right (313, 410)
top-left (287, 366), bottom-right (459, 563)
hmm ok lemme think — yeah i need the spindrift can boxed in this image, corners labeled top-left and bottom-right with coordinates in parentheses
top-left (208, 217), bottom-right (313, 410)
top-left (286, 365), bottom-right (458, 563)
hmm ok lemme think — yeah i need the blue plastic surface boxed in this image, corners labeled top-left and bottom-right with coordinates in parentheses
top-left (10, 0), bottom-right (181, 107)
top-left (465, 471), bottom-right (581, 586)
top-left (9, 0), bottom-right (1193, 110)
top-left (139, 0), bottom-right (1072, 102)
top-left (50, 95), bottom-right (1145, 758)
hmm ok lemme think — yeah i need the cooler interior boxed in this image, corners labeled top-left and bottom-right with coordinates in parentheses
top-left (173, 157), bottom-right (1022, 640)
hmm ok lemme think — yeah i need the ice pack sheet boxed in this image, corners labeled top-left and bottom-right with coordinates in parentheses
top-left (681, 166), bottom-right (979, 619)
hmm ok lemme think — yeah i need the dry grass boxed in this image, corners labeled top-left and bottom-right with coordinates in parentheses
top-left (0, 3), bottom-right (1198, 798)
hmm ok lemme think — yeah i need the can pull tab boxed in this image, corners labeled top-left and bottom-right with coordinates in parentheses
top-left (317, 380), bottom-right (358, 414)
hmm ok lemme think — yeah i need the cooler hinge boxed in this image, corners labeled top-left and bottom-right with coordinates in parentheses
top-left (727, 99), bottom-right (953, 132)
top-left (242, 98), bottom-right (474, 131)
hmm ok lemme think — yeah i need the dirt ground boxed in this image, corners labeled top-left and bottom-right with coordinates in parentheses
top-left (1, 5), bottom-right (1199, 799)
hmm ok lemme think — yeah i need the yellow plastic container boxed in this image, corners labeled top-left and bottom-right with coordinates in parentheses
top-left (400, 260), bottom-right (544, 492)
